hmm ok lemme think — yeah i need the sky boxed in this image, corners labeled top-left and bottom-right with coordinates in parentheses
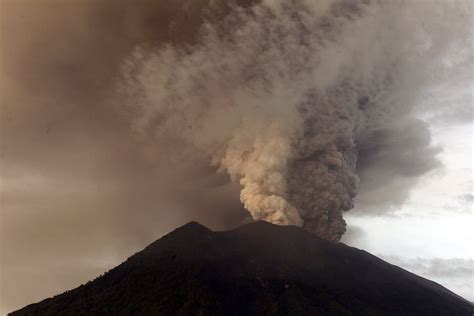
top-left (342, 121), bottom-right (474, 300)
top-left (1, 0), bottom-right (473, 314)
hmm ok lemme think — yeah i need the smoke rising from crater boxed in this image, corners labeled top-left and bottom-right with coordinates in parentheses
top-left (2, 0), bottom-right (472, 312)
top-left (120, 0), bottom-right (471, 241)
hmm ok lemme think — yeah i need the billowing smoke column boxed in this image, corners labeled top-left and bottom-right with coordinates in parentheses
top-left (121, 0), bottom-right (470, 241)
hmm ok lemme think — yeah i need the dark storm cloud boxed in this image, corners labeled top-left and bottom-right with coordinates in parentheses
top-left (353, 119), bottom-right (442, 215)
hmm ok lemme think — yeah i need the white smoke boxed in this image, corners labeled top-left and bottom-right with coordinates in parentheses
top-left (120, 0), bottom-right (472, 241)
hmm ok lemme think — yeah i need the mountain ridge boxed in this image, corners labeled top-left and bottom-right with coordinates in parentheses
top-left (11, 221), bottom-right (474, 315)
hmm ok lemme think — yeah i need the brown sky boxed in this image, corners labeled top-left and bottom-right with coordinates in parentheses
top-left (0, 1), bottom-right (252, 313)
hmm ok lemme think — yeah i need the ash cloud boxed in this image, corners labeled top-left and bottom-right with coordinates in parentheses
top-left (120, 0), bottom-right (472, 241)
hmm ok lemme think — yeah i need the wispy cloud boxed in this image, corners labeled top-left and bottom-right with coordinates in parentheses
top-left (381, 256), bottom-right (474, 301)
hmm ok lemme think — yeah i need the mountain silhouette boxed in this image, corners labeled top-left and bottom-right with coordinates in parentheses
top-left (11, 221), bottom-right (473, 315)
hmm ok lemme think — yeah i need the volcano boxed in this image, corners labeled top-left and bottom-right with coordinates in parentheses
top-left (11, 221), bottom-right (473, 315)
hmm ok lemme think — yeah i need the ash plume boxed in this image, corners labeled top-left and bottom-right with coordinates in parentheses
top-left (120, 0), bottom-right (472, 241)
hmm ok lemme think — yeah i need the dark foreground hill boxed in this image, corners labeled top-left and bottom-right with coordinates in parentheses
top-left (11, 221), bottom-right (473, 316)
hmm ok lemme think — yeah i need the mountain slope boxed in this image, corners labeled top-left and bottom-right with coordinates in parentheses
top-left (11, 221), bottom-right (473, 315)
